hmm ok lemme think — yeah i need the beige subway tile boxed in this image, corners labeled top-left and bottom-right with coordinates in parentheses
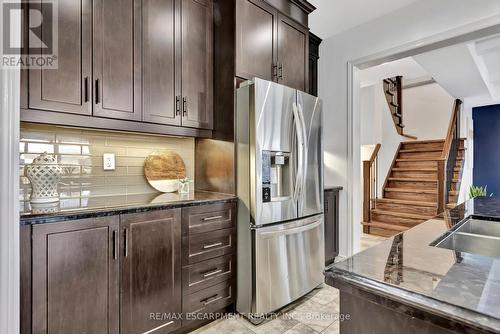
top-left (88, 145), bottom-right (127, 157)
top-left (127, 166), bottom-right (145, 176)
top-left (126, 184), bottom-right (157, 195)
top-left (105, 175), bottom-right (146, 185)
top-left (58, 144), bottom-right (82, 155)
top-left (115, 156), bottom-right (146, 167)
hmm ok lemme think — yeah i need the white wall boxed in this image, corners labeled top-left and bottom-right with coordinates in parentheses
top-left (316, 0), bottom-right (500, 257)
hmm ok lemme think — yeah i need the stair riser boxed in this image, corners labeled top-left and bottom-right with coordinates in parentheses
top-left (387, 180), bottom-right (437, 190)
top-left (391, 171), bottom-right (437, 178)
top-left (448, 194), bottom-right (458, 203)
top-left (385, 191), bottom-right (437, 202)
top-left (401, 142), bottom-right (444, 150)
top-left (375, 203), bottom-right (438, 216)
top-left (399, 152), bottom-right (442, 159)
top-left (453, 171), bottom-right (461, 179)
top-left (395, 161), bottom-right (438, 169)
top-left (371, 213), bottom-right (424, 227)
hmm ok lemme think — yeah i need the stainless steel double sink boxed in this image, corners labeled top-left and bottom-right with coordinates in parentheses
top-left (433, 218), bottom-right (500, 258)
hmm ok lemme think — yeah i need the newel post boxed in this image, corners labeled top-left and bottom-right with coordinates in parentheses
top-left (363, 160), bottom-right (371, 233)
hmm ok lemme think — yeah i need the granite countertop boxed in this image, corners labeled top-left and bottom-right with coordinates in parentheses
top-left (326, 197), bottom-right (500, 332)
top-left (20, 191), bottom-right (237, 225)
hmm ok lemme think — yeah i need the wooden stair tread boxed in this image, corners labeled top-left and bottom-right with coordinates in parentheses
top-left (401, 139), bottom-right (445, 144)
top-left (363, 221), bottom-right (408, 232)
top-left (375, 198), bottom-right (437, 207)
top-left (396, 158), bottom-right (441, 162)
top-left (449, 190), bottom-right (458, 195)
top-left (399, 148), bottom-right (442, 153)
top-left (392, 168), bottom-right (437, 172)
top-left (388, 177), bottom-right (437, 182)
top-left (372, 209), bottom-right (433, 220)
top-left (385, 188), bottom-right (437, 194)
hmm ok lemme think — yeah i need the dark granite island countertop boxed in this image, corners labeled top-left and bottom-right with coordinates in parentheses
top-left (20, 191), bottom-right (237, 225)
top-left (325, 197), bottom-right (500, 334)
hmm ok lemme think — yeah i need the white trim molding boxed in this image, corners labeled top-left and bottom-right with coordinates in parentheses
top-left (0, 0), bottom-right (21, 332)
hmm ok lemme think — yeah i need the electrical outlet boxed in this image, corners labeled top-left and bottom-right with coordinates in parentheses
top-left (103, 153), bottom-right (115, 171)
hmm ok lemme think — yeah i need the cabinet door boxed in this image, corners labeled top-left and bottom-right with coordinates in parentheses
top-left (32, 217), bottom-right (119, 334)
top-left (142, 0), bottom-right (181, 126)
top-left (277, 14), bottom-right (309, 91)
top-left (324, 190), bottom-right (339, 265)
top-left (28, 0), bottom-right (92, 115)
top-left (121, 209), bottom-right (182, 334)
top-left (181, 0), bottom-right (213, 129)
top-left (93, 0), bottom-right (141, 120)
top-left (236, 0), bottom-right (277, 81)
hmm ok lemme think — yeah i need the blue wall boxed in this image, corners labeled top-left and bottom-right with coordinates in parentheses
top-left (473, 104), bottom-right (500, 196)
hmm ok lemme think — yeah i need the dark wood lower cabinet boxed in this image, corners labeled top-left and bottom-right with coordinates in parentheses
top-left (120, 209), bottom-right (182, 334)
top-left (31, 216), bottom-right (119, 334)
top-left (25, 201), bottom-right (237, 334)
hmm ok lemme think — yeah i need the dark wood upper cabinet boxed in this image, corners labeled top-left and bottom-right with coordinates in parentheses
top-left (120, 209), bottom-right (182, 334)
top-left (235, 0), bottom-right (277, 81)
top-left (181, 0), bottom-right (214, 129)
top-left (142, 0), bottom-right (181, 126)
top-left (308, 32), bottom-right (322, 97)
top-left (28, 0), bottom-right (92, 115)
top-left (31, 216), bottom-right (119, 334)
top-left (277, 14), bottom-right (309, 92)
top-left (93, 0), bottom-right (142, 121)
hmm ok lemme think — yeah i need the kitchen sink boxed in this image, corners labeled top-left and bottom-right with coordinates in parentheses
top-left (433, 218), bottom-right (500, 258)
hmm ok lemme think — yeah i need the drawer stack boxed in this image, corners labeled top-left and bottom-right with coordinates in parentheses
top-left (181, 202), bottom-right (237, 324)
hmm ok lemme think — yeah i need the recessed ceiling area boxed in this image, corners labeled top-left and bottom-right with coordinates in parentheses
top-left (359, 57), bottom-right (429, 88)
top-left (308, 0), bottom-right (420, 39)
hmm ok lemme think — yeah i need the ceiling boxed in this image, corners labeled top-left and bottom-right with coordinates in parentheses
top-left (308, 0), bottom-right (421, 39)
top-left (359, 57), bottom-right (428, 88)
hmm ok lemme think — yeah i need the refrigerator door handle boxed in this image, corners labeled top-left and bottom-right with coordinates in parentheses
top-left (297, 103), bottom-right (309, 202)
top-left (292, 102), bottom-right (304, 202)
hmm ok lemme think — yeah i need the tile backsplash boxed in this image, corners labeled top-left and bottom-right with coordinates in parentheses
top-left (20, 123), bottom-right (195, 202)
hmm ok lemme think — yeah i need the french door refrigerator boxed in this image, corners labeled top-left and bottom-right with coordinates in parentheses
top-left (236, 78), bottom-right (324, 321)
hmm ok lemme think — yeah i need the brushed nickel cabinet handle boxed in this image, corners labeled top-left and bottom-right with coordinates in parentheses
top-left (202, 242), bottom-right (223, 250)
top-left (124, 228), bottom-right (129, 257)
top-left (84, 77), bottom-right (89, 102)
top-left (182, 97), bottom-right (187, 116)
top-left (202, 215), bottom-right (223, 221)
top-left (202, 269), bottom-right (223, 278)
top-left (202, 294), bottom-right (222, 306)
top-left (175, 96), bottom-right (181, 116)
top-left (113, 230), bottom-right (118, 260)
top-left (95, 79), bottom-right (100, 104)
top-left (272, 63), bottom-right (278, 80)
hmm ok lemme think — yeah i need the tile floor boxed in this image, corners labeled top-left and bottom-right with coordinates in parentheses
top-left (192, 284), bottom-right (340, 334)
top-left (193, 234), bottom-right (387, 334)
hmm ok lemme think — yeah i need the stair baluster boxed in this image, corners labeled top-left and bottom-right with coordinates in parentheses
top-left (363, 144), bottom-right (381, 234)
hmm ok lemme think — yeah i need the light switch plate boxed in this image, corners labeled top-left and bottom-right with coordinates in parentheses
top-left (103, 153), bottom-right (115, 171)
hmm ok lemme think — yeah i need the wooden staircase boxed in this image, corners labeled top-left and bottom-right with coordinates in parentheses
top-left (363, 139), bottom-right (466, 237)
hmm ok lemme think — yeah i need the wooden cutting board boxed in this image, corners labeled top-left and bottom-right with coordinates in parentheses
top-left (144, 151), bottom-right (186, 193)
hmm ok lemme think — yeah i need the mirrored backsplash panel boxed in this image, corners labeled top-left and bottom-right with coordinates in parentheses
top-left (20, 123), bottom-right (195, 203)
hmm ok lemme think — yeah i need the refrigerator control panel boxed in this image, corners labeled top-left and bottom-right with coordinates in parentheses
top-left (262, 151), bottom-right (272, 202)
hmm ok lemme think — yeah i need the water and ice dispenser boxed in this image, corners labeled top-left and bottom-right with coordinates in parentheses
top-left (261, 151), bottom-right (291, 202)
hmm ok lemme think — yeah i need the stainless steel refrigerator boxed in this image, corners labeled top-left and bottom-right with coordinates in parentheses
top-left (236, 78), bottom-right (324, 320)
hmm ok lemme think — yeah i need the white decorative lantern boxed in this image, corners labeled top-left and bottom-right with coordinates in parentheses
top-left (26, 153), bottom-right (62, 204)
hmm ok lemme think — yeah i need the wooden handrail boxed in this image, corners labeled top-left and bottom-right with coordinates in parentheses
top-left (368, 143), bottom-right (382, 163)
top-left (441, 99), bottom-right (462, 160)
top-left (437, 99), bottom-right (462, 213)
top-left (363, 144), bottom-right (382, 233)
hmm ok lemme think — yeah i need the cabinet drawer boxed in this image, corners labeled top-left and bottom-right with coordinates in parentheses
top-left (182, 202), bottom-right (236, 236)
top-left (182, 228), bottom-right (235, 265)
top-left (182, 255), bottom-right (234, 295)
top-left (182, 280), bottom-right (234, 315)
